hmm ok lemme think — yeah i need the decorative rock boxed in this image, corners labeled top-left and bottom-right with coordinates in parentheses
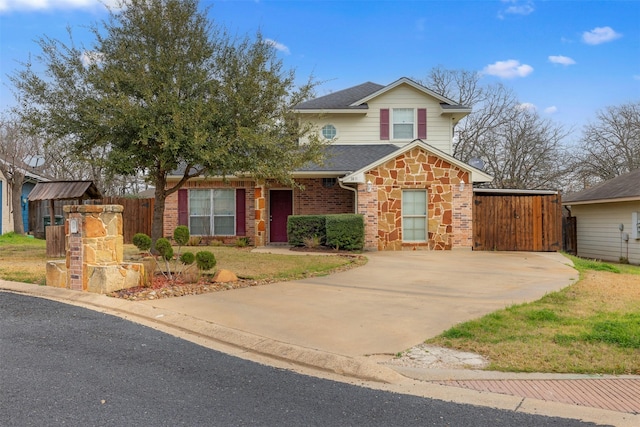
top-left (213, 269), bottom-right (238, 283)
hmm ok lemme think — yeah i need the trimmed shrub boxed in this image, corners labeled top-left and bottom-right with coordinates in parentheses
top-left (173, 226), bottom-right (190, 246)
top-left (287, 215), bottom-right (326, 246)
top-left (132, 233), bottom-right (152, 252)
top-left (179, 251), bottom-right (195, 265)
top-left (155, 238), bottom-right (174, 260)
top-left (325, 214), bottom-right (364, 250)
top-left (195, 251), bottom-right (217, 271)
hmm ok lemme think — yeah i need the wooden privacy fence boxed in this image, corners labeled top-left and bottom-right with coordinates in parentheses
top-left (100, 197), bottom-right (154, 243)
top-left (32, 197), bottom-right (154, 244)
top-left (473, 190), bottom-right (562, 252)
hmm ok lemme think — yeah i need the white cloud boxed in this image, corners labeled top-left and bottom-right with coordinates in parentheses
top-left (548, 55), bottom-right (576, 66)
top-left (544, 106), bottom-right (558, 114)
top-left (498, 0), bottom-right (535, 19)
top-left (518, 102), bottom-right (536, 111)
top-left (483, 59), bottom-right (533, 78)
top-left (582, 26), bottom-right (622, 45)
top-left (0, 0), bottom-right (120, 13)
top-left (265, 38), bottom-right (290, 55)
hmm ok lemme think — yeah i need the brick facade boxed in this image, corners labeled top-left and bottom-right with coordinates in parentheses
top-left (165, 150), bottom-right (473, 252)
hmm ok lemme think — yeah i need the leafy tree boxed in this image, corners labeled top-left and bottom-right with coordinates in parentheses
top-left (573, 102), bottom-right (640, 185)
top-left (419, 66), bottom-right (571, 189)
top-left (11, 0), bottom-right (323, 242)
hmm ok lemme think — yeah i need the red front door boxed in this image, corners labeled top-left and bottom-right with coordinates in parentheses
top-left (269, 190), bottom-right (293, 243)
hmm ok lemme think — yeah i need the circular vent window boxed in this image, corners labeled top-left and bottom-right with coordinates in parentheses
top-left (321, 124), bottom-right (337, 140)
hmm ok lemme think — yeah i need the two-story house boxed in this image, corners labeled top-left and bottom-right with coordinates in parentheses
top-left (164, 77), bottom-right (492, 250)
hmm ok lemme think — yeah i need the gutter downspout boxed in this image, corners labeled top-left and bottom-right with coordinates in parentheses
top-left (338, 178), bottom-right (358, 214)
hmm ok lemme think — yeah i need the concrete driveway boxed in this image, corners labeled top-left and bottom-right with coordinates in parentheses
top-left (142, 250), bottom-right (577, 357)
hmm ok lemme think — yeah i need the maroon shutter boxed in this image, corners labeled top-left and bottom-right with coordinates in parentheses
top-left (178, 189), bottom-right (188, 226)
top-left (380, 108), bottom-right (389, 140)
top-left (236, 189), bottom-right (246, 236)
top-left (417, 108), bottom-right (427, 139)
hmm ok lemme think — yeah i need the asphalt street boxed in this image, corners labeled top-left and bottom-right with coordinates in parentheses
top-left (0, 291), bottom-right (601, 427)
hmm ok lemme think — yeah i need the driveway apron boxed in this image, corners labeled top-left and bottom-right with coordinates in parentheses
top-left (141, 251), bottom-right (577, 357)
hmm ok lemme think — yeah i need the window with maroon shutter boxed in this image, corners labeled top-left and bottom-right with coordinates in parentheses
top-left (417, 108), bottom-right (427, 139)
top-left (380, 108), bottom-right (389, 140)
top-left (236, 189), bottom-right (246, 236)
top-left (178, 189), bottom-right (188, 226)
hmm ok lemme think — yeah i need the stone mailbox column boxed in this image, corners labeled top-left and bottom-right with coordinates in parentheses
top-left (63, 204), bottom-right (125, 292)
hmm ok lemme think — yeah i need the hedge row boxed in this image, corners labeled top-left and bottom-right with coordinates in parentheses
top-left (287, 214), bottom-right (364, 251)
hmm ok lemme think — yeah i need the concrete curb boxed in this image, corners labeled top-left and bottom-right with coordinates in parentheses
top-left (2, 280), bottom-right (638, 427)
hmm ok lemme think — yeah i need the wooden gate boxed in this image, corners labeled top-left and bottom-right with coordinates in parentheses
top-left (473, 190), bottom-right (562, 252)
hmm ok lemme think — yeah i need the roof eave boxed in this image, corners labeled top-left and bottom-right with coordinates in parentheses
top-left (563, 196), bottom-right (640, 206)
top-left (350, 77), bottom-right (461, 107)
top-left (294, 108), bottom-right (368, 114)
top-left (341, 139), bottom-right (493, 184)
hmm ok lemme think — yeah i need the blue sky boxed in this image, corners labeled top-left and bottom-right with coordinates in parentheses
top-left (1, 0), bottom-right (639, 141)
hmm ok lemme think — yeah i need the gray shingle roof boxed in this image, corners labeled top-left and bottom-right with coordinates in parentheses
top-left (563, 169), bottom-right (640, 203)
top-left (297, 144), bottom-right (400, 172)
top-left (295, 82), bottom-right (385, 110)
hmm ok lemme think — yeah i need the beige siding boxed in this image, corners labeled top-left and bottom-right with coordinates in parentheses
top-left (572, 201), bottom-right (640, 265)
top-left (0, 171), bottom-right (13, 234)
top-left (301, 84), bottom-right (455, 154)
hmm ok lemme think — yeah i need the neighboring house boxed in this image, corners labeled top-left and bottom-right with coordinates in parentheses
top-left (0, 160), bottom-right (49, 235)
top-left (164, 77), bottom-right (492, 250)
top-left (563, 169), bottom-right (640, 265)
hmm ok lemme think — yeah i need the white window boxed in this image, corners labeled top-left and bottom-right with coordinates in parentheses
top-left (189, 189), bottom-right (235, 235)
top-left (393, 108), bottom-right (414, 139)
top-left (322, 124), bottom-right (337, 140)
top-left (402, 190), bottom-right (427, 242)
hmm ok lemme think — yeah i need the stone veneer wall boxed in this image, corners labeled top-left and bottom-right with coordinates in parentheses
top-left (65, 204), bottom-right (124, 290)
top-left (48, 204), bottom-right (144, 293)
top-left (364, 147), bottom-right (472, 251)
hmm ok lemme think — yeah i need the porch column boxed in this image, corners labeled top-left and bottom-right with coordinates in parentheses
top-left (358, 178), bottom-right (378, 250)
top-left (254, 183), bottom-right (267, 246)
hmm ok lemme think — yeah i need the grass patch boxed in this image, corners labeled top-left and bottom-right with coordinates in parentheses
top-left (3, 237), bottom-right (365, 287)
top-left (0, 233), bottom-right (48, 284)
top-left (428, 255), bottom-right (640, 375)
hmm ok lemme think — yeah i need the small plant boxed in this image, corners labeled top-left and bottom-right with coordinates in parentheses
top-left (188, 236), bottom-right (202, 246)
top-left (234, 237), bottom-right (251, 248)
top-left (302, 235), bottom-right (322, 249)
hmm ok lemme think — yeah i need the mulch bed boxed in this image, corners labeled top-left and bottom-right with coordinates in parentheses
top-left (108, 275), bottom-right (276, 301)
top-left (108, 249), bottom-right (366, 301)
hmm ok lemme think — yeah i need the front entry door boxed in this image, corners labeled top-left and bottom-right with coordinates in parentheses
top-left (269, 190), bottom-right (292, 243)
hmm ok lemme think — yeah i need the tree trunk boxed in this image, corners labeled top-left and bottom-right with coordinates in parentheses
top-left (151, 184), bottom-right (167, 244)
top-left (10, 172), bottom-right (26, 235)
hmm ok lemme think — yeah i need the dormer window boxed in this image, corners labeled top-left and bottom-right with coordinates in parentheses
top-left (393, 109), bottom-right (414, 139)
top-left (321, 124), bottom-right (337, 140)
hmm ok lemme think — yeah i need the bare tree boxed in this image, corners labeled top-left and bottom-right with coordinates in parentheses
top-left (480, 109), bottom-right (571, 189)
top-left (574, 102), bottom-right (640, 184)
top-left (0, 113), bottom-right (42, 234)
top-left (419, 67), bottom-right (571, 189)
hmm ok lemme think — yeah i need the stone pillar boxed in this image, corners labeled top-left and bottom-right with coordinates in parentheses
top-left (64, 204), bottom-right (124, 291)
top-left (254, 184), bottom-right (266, 246)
